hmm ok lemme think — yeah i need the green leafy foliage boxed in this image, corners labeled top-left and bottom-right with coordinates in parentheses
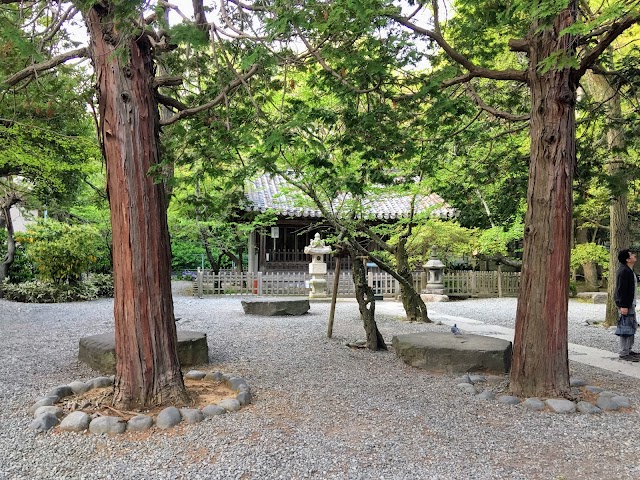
top-left (85, 273), bottom-right (114, 298)
top-left (16, 220), bottom-right (103, 284)
top-left (570, 243), bottom-right (610, 277)
top-left (404, 219), bottom-right (477, 266)
top-left (0, 280), bottom-right (99, 303)
top-left (477, 221), bottom-right (525, 257)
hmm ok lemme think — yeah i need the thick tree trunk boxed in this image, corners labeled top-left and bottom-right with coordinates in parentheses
top-left (582, 71), bottom-right (629, 325)
top-left (86, 5), bottom-right (189, 410)
top-left (603, 82), bottom-right (628, 326)
top-left (396, 236), bottom-right (429, 322)
top-left (510, 6), bottom-right (576, 398)
top-left (351, 253), bottom-right (386, 350)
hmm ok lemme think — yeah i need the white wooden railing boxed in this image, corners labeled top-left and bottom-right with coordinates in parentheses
top-left (192, 269), bottom-right (520, 298)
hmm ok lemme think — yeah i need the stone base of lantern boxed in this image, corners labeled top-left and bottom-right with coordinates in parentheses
top-left (309, 277), bottom-right (328, 298)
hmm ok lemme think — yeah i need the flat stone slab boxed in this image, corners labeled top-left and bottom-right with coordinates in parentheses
top-left (78, 331), bottom-right (208, 374)
top-left (392, 332), bottom-right (512, 374)
top-left (241, 298), bottom-right (310, 316)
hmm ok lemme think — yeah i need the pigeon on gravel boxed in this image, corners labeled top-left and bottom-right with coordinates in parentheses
top-left (451, 324), bottom-right (462, 336)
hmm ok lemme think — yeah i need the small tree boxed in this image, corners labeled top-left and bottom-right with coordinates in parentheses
top-left (16, 220), bottom-right (102, 284)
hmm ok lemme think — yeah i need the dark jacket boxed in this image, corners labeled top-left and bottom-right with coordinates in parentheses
top-left (615, 264), bottom-right (636, 309)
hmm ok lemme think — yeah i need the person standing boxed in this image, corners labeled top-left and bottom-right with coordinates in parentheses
top-left (614, 249), bottom-right (639, 362)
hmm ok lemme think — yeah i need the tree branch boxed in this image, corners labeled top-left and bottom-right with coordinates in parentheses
top-left (2, 47), bottom-right (88, 88)
top-left (465, 84), bottom-right (530, 122)
top-left (575, 15), bottom-right (640, 80)
top-left (294, 27), bottom-right (382, 94)
top-left (392, 14), bottom-right (527, 84)
top-left (153, 76), bottom-right (184, 88)
top-left (160, 64), bottom-right (260, 125)
top-left (156, 92), bottom-right (188, 111)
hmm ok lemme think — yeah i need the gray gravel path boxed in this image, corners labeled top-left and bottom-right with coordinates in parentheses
top-left (1, 284), bottom-right (639, 479)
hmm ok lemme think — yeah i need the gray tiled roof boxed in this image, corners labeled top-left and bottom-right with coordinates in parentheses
top-left (245, 174), bottom-right (455, 220)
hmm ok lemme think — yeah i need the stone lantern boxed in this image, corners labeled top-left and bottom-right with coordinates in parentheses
top-left (304, 233), bottom-right (332, 298)
top-left (424, 248), bottom-right (446, 295)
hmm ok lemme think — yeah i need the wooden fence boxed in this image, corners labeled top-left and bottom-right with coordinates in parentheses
top-left (193, 269), bottom-right (520, 298)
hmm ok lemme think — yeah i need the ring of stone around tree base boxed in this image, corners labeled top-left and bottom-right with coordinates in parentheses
top-left (78, 331), bottom-right (209, 374)
top-left (392, 332), bottom-right (512, 374)
top-left (241, 298), bottom-right (310, 316)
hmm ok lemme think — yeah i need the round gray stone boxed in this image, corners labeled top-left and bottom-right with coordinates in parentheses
top-left (523, 398), bottom-right (545, 411)
top-left (89, 416), bottom-right (126, 434)
top-left (127, 415), bottom-right (154, 432)
top-left (611, 396), bottom-right (631, 408)
top-left (236, 390), bottom-right (252, 406)
top-left (477, 389), bottom-right (495, 401)
top-left (205, 371), bottom-right (225, 382)
top-left (29, 413), bottom-right (59, 432)
top-left (545, 398), bottom-right (576, 414)
top-left (33, 406), bottom-right (64, 419)
top-left (68, 381), bottom-right (91, 395)
top-left (46, 385), bottom-right (73, 400)
top-left (202, 405), bottom-right (226, 417)
top-left (59, 411), bottom-right (91, 432)
top-left (204, 372), bottom-right (222, 382)
top-left (87, 376), bottom-right (113, 389)
top-left (569, 378), bottom-right (587, 387)
top-left (596, 395), bottom-right (621, 411)
top-left (218, 398), bottom-right (241, 412)
top-left (498, 395), bottom-right (521, 405)
top-left (180, 408), bottom-right (205, 424)
top-left (156, 407), bottom-right (182, 429)
top-left (29, 397), bottom-right (58, 414)
top-left (577, 401), bottom-right (602, 414)
top-left (468, 374), bottom-right (487, 384)
top-left (456, 383), bottom-right (478, 395)
top-left (227, 377), bottom-right (248, 390)
top-left (184, 370), bottom-right (207, 380)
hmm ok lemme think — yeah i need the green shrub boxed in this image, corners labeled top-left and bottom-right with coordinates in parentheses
top-left (570, 243), bottom-right (609, 278)
top-left (0, 280), bottom-right (99, 303)
top-left (86, 273), bottom-right (114, 297)
top-left (16, 220), bottom-right (102, 284)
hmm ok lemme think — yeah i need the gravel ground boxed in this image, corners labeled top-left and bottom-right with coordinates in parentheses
top-left (1, 283), bottom-right (639, 480)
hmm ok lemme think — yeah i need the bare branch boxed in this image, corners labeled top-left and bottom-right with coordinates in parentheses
top-left (153, 76), bottom-right (183, 88)
top-left (465, 84), bottom-right (530, 122)
top-left (161, 64), bottom-right (260, 125)
top-left (157, 1), bottom-right (191, 22)
top-left (156, 92), bottom-right (188, 111)
top-left (392, 15), bottom-right (527, 85)
top-left (225, 0), bottom-right (267, 12)
top-left (508, 39), bottom-right (529, 52)
top-left (41, 5), bottom-right (79, 47)
top-left (2, 47), bottom-right (88, 88)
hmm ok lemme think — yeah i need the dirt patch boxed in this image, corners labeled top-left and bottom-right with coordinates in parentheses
top-left (60, 378), bottom-right (237, 421)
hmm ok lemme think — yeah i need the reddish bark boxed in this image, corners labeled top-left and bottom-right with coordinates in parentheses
top-left (510, 5), bottom-right (577, 397)
top-left (86, 4), bottom-right (189, 409)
